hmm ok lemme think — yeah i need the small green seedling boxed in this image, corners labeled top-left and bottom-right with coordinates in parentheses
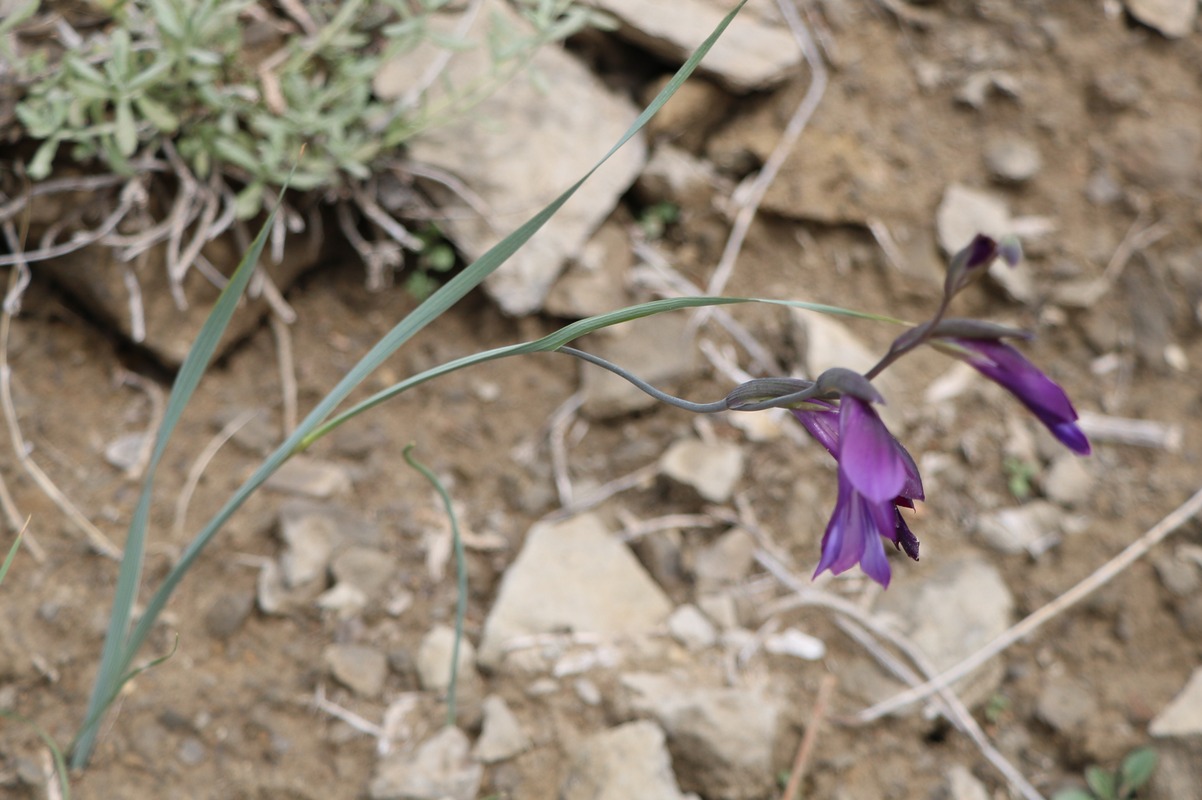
top-left (1053, 747), bottom-right (1158, 800)
top-left (1003, 455), bottom-right (1038, 500)
top-left (638, 200), bottom-right (681, 240)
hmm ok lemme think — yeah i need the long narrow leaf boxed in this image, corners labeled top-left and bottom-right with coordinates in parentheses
top-left (72, 0), bottom-right (751, 766)
top-left (71, 207), bottom-right (278, 766)
top-left (299, 296), bottom-right (906, 447)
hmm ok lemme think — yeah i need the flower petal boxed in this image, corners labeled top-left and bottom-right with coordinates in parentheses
top-left (838, 398), bottom-right (906, 502)
top-left (858, 530), bottom-right (892, 588)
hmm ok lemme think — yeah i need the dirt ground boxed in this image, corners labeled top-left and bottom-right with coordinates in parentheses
top-left (3, 2), bottom-right (1202, 799)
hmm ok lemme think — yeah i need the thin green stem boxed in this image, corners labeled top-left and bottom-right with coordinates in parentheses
top-left (556, 347), bottom-right (727, 414)
top-left (403, 445), bottom-right (466, 728)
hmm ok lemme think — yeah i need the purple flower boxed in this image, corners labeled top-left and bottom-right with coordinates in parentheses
top-left (942, 338), bottom-right (1090, 455)
top-left (793, 397), bottom-right (923, 588)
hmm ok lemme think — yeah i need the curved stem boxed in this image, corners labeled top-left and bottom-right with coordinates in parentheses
top-left (557, 347), bottom-right (728, 414)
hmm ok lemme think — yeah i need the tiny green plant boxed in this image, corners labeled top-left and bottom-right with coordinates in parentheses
top-left (1003, 455), bottom-right (1038, 500)
top-left (1053, 747), bottom-right (1158, 800)
top-left (638, 200), bottom-right (681, 240)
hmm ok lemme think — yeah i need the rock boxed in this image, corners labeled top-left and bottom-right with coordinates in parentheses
top-left (1042, 454), bottom-right (1094, 508)
top-left (668, 605), bottom-right (718, 650)
top-left (315, 583), bottom-right (369, 618)
top-left (371, 726), bottom-right (483, 800)
top-left (39, 212), bottom-right (326, 367)
top-left (935, 183), bottom-right (1036, 304)
top-left (478, 514), bottom-right (672, 668)
top-left (104, 432), bottom-right (147, 473)
top-left (985, 137), bottom-right (1042, 183)
top-left (324, 644), bottom-right (389, 698)
top-left (1124, 0), bottom-right (1196, 38)
top-left (575, 678), bottom-right (603, 706)
top-left (635, 145), bottom-right (721, 213)
top-left (265, 456), bottom-right (352, 499)
top-left (1035, 676), bottom-right (1097, 734)
top-left (544, 219), bottom-right (634, 319)
top-left (590, 0), bottom-right (800, 91)
top-left (385, 0), bottom-right (645, 316)
top-left (472, 695), bottom-right (530, 764)
top-left (1112, 109), bottom-right (1202, 192)
top-left (579, 312), bottom-right (696, 419)
top-left (693, 528), bottom-right (756, 591)
top-left (1154, 553), bottom-right (1201, 597)
top-left (621, 673), bottom-right (781, 800)
top-left (660, 439), bottom-right (744, 503)
top-left (177, 736), bottom-right (205, 765)
top-left (416, 625), bottom-right (477, 693)
top-left (696, 593), bottom-right (739, 630)
top-left (278, 507), bottom-right (339, 588)
top-left (974, 501), bottom-right (1065, 555)
top-left (1150, 667), bottom-right (1202, 737)
top-left (642, 75), bottom-right (731, 152)
top-left (945, 765), bottom-right (990, 800)
top-left (877, 558), bottom-right (1014, 709)
top-left (331, 546), bottom-right (398, 599)
top-left (561, 720), bottom-right (685, 800)
top-left (204, 590), bottom-right (253, 640)
top-left (763, 628), bottom-right (826, 661)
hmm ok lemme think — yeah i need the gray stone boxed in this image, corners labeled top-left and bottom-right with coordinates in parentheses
top-left (589, 0), bottom-right (800, 91)
top-left (985, 137), bottom-right (1042, 183)
top-left (877, 559), bottom-right (1013, 710)
top-left (667, 605), bottom-right (718, 651)
top-left (945, 765), bottom-right (990, 800)
top-left (331, 546), bottom-right (398, 599)
top-left (278, 509), bottom-right (338, 588)
top-left (371, 726), bottom-right (483, 800)
top-left (104, 432), bottom-right (147, 473)
top-left (1113, 111), bottom-right (1201, 193)
top-left (696, 593), bottom-right (739, 630)
top-left (580, 312), bottom-right (696, 418)
top-left (265, 456), bottom-right (352, 498)
top-left (204, 590), bottom-right (253, 640)
top-left (621, 673), bottom-right (781, 800)
top-left (693, 528), bottom-right (756, 591)
top-left (324, 644), bottom-right (388, 698)
top-left (1042, 454), bottom-right (1094, 508)
top-left (416, 625), bottom-right (477, 693)
top-left (935, 183), bottom-right (1036, 304)
top-left (1154, 553), bottom-right (1201, 598)
top-left (561, 720), bottom-right (685, 800)
top-left (1035, 676), bottom-right (1097, 734)
top-left (763, 628), bottom-right (825, 661)
top-left (636, 145), bottom-right (720, 213)
top-left (1124, 0), bottom-right (1196, 38)
top-left (384, 0), bottom-right (645, 316)
top-left (544, 219), bottom-right (634, 319)
top-left (315, 583), bottom-right (369, 618)
top-left (660, 439), bottom-right (744, 503)
top-left (472, 695), bottom-right (530, 764)
top-left (1150, 667), bottom-right (1202, 738)
top-left (974, 501), bottom-right (1065, 555)
top-left (177, 736), bottom-right (205, 766)
top-left (478, 514), bottom-right (672, 668)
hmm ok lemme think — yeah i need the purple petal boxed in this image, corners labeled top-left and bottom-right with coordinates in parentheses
top-left (792, 404), bottom-right (840, 458)
top-left (838, 398), bottom-right (906, 503)
top-left (813, 479), bottom-right (868, 577)
top-left (858, 531), bottom-right (892, 588)
top-left (894, 508), bottom-right (920, 561)
top-left (1048, 420), bottom-right (1092, 455)
top-left (894, 440), bottom-right (925, 502)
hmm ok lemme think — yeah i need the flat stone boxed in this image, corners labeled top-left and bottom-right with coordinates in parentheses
top-left (660, 439), bottom-right (744, 503)
top-left (1042, 454), bottom-right (1094, 508)
top-left (104, 432), bottom-right (147, 473)
top-left (763, 628), bottom-right (825, 661)
top-left (371, 726), bottom-right (482, 800)
top-left (416, 625), bottom-right (477, 694)
top-left (974, 501), bottom-right (1065, 555)
top-left (204, 590), bottom-right (254, 640)
top-left (331, 546), bottom-right (398, 599)
top-left (635, 144), bottom-right (720, 213)
top-left (315, 583), bottom-right (369, 618)
top-left (472, 695), bottom-right (530, 764)
top-left (265, 456), bottom-right (352, 499)
top-left (621, 673), bottom-right (781, 800)
top-left (324, 643), bottom-right (388, 698)
top-left (561, 720), bottom-right (685, 800)
top-left (693, 528), bottom-right (756, 591)
top-left (1036, 676), bottom-right (1097, 734)
top-left (876, 558), bottom-right (1014, 710)
top-left (1153, 553), bottom-right (1201, 598)
top-left (384, 0), bottom-right (645, 316)
top-left (1150, 667), bottom-right (1202, 738)
top-left (945, 765), bottom-right (990, 800)
top-left (667, 605), bottom-right (718, 650)
top-left (278, 507), bottom-right (339, 588)
top-left (478, 514), bottom-right (672, 669)
top-left (985, 136), bottom-right (1042, 183)
top-left (544, 219), bottom-right (634, 319)
top-left (580, 312), bottom-right (696, 419)
top-left (589, 0), bottom-right (800, 91)
top-left (1124, 0), bottom-right (1196, 38)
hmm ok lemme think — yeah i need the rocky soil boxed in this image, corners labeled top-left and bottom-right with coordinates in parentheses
top-left (3, 1), bottom-right (1202, 799)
